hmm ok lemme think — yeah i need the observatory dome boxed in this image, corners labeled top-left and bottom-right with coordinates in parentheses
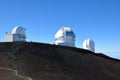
top-left (12, 26), bottom-right (26, 35)
top-left (55, 27), bottom-right (75, 41)
top-left (83, 39), bottom-right (95, 52)
top-left (54, 27), bottom-right (75, 47)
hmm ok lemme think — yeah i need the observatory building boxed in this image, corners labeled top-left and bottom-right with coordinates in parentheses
top-left (5, 26), bottom-right (26, 42)
top-left (54, 27), bottom-right (76, 47)
top-left (82, 39), bottom-right (95, 52)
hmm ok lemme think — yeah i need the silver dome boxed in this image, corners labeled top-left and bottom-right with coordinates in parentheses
top-left (83, 39), bottom-right (95, 52)
top-left (54, 27), bottom-right (76, 47)
top-left (12, 26), bottom-right (26, 35)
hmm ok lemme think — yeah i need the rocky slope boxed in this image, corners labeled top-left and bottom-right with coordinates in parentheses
top-left (0, 42), bottom-right (120, 80)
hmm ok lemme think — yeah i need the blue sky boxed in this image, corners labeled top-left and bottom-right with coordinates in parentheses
top-left (0, 0), bottom-right (120, 59)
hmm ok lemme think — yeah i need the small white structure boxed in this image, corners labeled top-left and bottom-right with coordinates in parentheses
top-left (82, 39), bottom-right (95, 52)
top-left (5, 26), bottom-right (26, 42)
top-left (54, 27), bottom-right (76, 47)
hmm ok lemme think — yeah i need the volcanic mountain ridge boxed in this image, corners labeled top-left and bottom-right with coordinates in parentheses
top-left (0, 42), bottom-right (120, 80)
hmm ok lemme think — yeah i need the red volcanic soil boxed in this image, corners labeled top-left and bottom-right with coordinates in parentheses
top-left (0, 42), bottom-right (120, 80)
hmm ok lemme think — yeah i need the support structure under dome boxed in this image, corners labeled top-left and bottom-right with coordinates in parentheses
top-left (82, 39), bottom-right (95, 52)
top-left (54, 27), bottom-right (76, 47)
top-left (5, 26), bottom-right (26, 42)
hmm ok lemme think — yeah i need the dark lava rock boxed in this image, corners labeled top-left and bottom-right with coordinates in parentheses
top-left (0, 42), bottom-right (120, 80)
top-left (0, 67), bottom-right (31, 80)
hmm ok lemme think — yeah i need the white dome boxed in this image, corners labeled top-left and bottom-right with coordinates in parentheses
top-left (55, 27), bottom-right (75, 41)
top-left (83, 39), bottom-right (95, 52)
top-left (12, 26), bottom-right (26, 35)
top-left (54, 27), bottom-right (75, 47)
top-left (55, 28), bottom-right (64, 40)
